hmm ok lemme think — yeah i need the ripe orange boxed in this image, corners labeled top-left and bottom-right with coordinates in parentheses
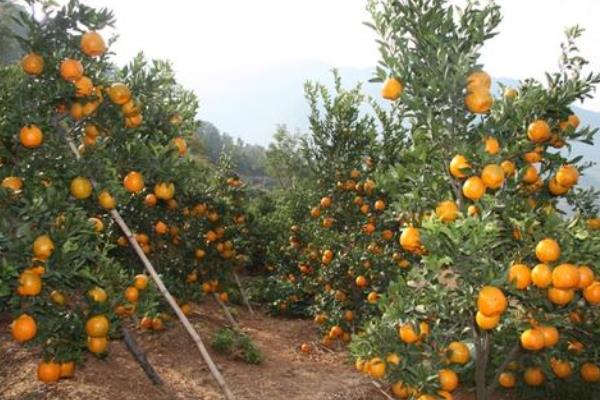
top-left (465, 89), bottom-right (492, 114)
top-left (552, 263), bottom-right (579, 289)
top-left (2, 176), bottom-right (23, 192)
top-left (439, 369), bottom-right (459, 392)
top-left (368, 357), bottom-right (386, 379)
top-left (37, 360), bottom-right (61, 383)
top-left (531, 264), bottom-right (552, 288)
top-left (98, 190), bottom-right (116, 209)
top-left (391, 381), bottom-right (411, 398)
top-left (381, 78), bottom-right (403, 100)
top-left (108, 82), bottom-right (132, 105)
top-left (436, 200), bottom-right (459, 222)
top-left (550, 358), bottom-right (572, 379)
top-left (467, 205), bottom-right (478, 216)
top-left (180, 303), bottom-right (192, 316)
top-left (504, 87), bottom-right (518, 99)
top-left (523, 150), bottom-right (542, 164)
top-left (152, 317), bottom-right (164, 330)
top-left (583, 281), bottom-right (600, 305)
top-left (80, 31), bottom-right (106, 57)
top-left (374, 199), bottom-right (386, 211)
top-left (399, 323), bottom-right (419, 344)
top-left (547, 287), bottom-right (574, 305)
top-left (476, 311), bottom-right (500, 330)
top-left (125, 286), bottom-right (139, 303)
top-left (154, 182), bottom-right (175, 200)
top-left (88, 217), bottom-right (104, 232)
top-left (577, 265), bottom-right (594, 289)
top-left (520, 328), bottom-right (545, 351)
top-left (85, 315), bottom-right (110, 337)
top-left (11, 314), bottom-right (37, 343)
top-left (556, 165), bottom-right (579, 188)
top-left (124, 113), bottom-right (143, 128)
top-left (535, 238), bottom-right (560, 264)
top-left (133, 274), bottom-right (149, 290)
top-left (50, 290), bottom-right (66, 306)
top-left (173, 137), bottom-right (187, 155)
top-left (523, 367), bottom-right (544, 387)
top-left (498, 372), bottom-right (515, 388)
top-left (19, 124), bottom-right (43, 148)
top-left (466, 70), bottom-right (491, 90)
top-left (320, 196), bottom-right (332, 209)
top-left (88, 286), bottom-right (107, 303)
top-left (462, 176), bottom-right (486, 200)
top-left (559, 114), bottom-right (580, 131)
top-left (400, 226), bottom-right (421, 253)
top-left (449, 155), bottom-right (470, 179)
top-left (70, 176), bottom-right (93, 199)
top-left (18, 271), bottom-right (42, 296)
top-left (501, 159), bottom-right (515, 175)
top-left (367, 291), bottom-right (379, 304)
top-left (385, 353), bottom-right (400, 366)
top-left (218, 292), bottom-right (229, 302)
top-left (310, 207), bottom-right (321, 218)
top-left (155, 220), bottom-right (168, 235)
top-left (121, 99), bottom-right (140, 117)
top-left (522, 165), bottom-right (539, 184)
top-left (548, 178), bottom-right (569, 196)
top-left (59, 59), bottom-right (84, 81)
top-left (447, 341), bottom-right (470, 364)
top-left (477, 286), bottom-right (507, 317)
top-left (299, 343), bottom-right (311, 354)
top-left (59, 361), bottom-right (76, 378)
top-left (87, 336), bottom-right (109, 354)
top-left (527, 120), bottom-right (551, 143)
top-left (481, 164), bottom-right (505, 189)
top-left (21, 53), bottom-right (44, 75)
top-left (70, 102), bottom-right (84, 120)
top-left (484, 136), bottom-right (500, 155)
top-left (581, 363), bottom-right (600, 383)
top-left (508, 264), bottom-right (531, 290)
top-left (33, 234), bottom-right (54, 260)
top-left (355, 275), bottom-right (368, 288)
top-left (123, 171), bottom-right (144, 193)
top-left (74, 76), bottom-right (93, 97)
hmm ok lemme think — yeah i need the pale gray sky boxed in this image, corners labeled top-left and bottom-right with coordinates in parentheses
top-left (50, 0), bottom-right (600, 142)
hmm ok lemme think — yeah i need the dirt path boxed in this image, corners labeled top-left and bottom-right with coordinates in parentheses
top-left (0, 301), bottom-right (381, 400)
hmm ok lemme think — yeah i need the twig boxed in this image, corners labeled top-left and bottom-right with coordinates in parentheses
top-left (121, 326), bottom-right (164, 386)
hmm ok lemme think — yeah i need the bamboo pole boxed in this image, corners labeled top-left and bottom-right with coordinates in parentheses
top-left (233, 272), bottom-right (254, 314)
top-left (60, 122), bottom-right (236, 400)
top-left (214, 293), bottom-right (239, 329)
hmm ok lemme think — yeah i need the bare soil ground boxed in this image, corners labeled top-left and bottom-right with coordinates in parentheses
top-left (0, 301), bottom-right (384, 400)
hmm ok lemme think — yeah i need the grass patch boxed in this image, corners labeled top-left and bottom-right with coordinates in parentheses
top-left (211, 328), bottom-right (264, 365)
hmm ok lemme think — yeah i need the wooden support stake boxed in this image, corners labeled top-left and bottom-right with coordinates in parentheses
top-left (370, 380), bottom-right (394, 400)
top-left (60, 121), bottom-right (236, 400)
top-left (122, 326), bottom-right (164, 386)
top-left (233, 272), bottom-right (254, 314)
top-left (214, 293), bottom-right (239, 329)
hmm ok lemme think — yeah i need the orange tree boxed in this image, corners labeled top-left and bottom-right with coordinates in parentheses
top-left (264, 72), bottom-right (411, 344)
top-left (349, 0), bottom-right (600, 399)
top-left (0, 0), bottom-right (248, 382)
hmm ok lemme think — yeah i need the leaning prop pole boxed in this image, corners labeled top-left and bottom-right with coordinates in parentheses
top-left (59, 119), bottom-right (235, 400)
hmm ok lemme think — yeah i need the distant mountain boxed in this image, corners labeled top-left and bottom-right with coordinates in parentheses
top-left (194, 62), bottom-right (599, 189)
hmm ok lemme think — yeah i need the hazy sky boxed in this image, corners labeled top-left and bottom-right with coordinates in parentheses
top-left (52, 0), bottom-right (600, 143)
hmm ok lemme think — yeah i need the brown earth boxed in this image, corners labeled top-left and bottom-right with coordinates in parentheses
top-left (0, 301), bottom-right (385, 400)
